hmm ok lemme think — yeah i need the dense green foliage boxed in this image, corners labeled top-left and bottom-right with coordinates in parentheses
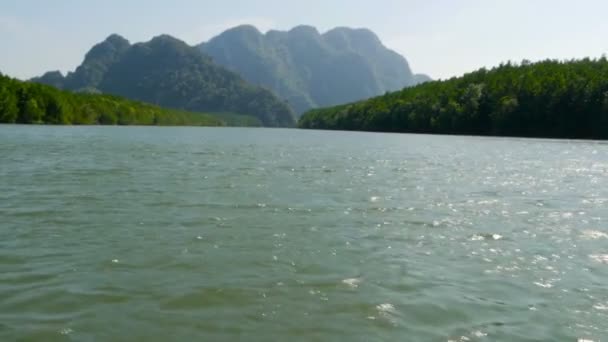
top-left (299, 59), bottom-right (608, 139)
top-left (200, 25), bottom-right (430, 115)
top-left (0, 73), bottom-right (223, 126)
top-left (32, 34), bottom-right (296, 127)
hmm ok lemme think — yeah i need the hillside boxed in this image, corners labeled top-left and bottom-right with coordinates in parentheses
top-left (200, 25), bottom-right (428, 114)
top-left (299, 59), bottom-right (608, 139)
top-left (0, 73), bottom-right (222, 126)
top-left (31, 34), bottom-right (296, 127)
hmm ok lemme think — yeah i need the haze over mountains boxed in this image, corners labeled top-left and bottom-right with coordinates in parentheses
top-left (32, 34), bottom-right (295, 127)
top-left (200, 25), bottom-right (430, 114)
top-left (31, 25), bottom-right (430, 125)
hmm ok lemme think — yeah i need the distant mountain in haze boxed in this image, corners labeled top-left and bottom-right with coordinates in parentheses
top-left (413, 74), bottom-right (433, 84)
top-left (199, 25), bottom-right (430, 114)
top-left (32, 25), bottom-right (430, 121)
top-left (32, 34), bottom-right (296, 127)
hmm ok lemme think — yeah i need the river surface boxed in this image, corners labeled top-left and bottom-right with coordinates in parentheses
top-left (1, 125), bottom-right (607, 341)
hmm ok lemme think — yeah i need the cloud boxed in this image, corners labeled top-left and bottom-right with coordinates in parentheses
top-left (180, 17), bottom-right (276, 44)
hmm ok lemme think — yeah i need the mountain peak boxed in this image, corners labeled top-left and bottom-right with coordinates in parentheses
top-left (148, 34), bottom-right (184, 45)
top-left (30, 70), bottom-right (65, 89)
top-left (104, 34), bottom-right (130, 46)
top-left (207, 25), bottom-right (264, 46)
top-left (85, 34), bottom-right (130, 63)
top-left (414, 74), bottom-right (433, 84)
top-left (324, 27), bottom-right (381, 44)
top-left (201, 24), bottom-right (424, 115)
top-left (225, 24), bottom-right (262, 35)
top-left (288, 25), bottom-right (320, 36)
top-left (41, 70), bottom-right (64, 78)
top-left (144, 35), bottom-right (194, 56)
top-left (323, 27), bottom-right (383, 52)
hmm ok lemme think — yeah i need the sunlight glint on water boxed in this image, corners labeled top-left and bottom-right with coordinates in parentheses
top-left (0, 126), bottom-right (607, 341)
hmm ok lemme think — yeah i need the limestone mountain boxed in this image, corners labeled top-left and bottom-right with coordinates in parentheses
top-left (32, 34), bottom-right (296, 127)
top-left (199, 25), bottom-right (428, 114)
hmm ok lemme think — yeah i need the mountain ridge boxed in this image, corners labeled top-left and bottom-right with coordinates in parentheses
top-left (32, 25), bottom-right (430, 123)
top-left (31, 33), bottom-right (296, 127)
top-left (199, 25), bottom-right (430, 114)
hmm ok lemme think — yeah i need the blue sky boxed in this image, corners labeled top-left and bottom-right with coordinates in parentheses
top-left (1, 0), bottom-right (607, 80)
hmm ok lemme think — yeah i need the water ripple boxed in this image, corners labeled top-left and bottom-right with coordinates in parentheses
top-left (1, 126), bottom-right (607, 341)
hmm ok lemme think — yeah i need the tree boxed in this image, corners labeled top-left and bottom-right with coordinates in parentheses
top-left (0, 74), bottom-right (224, 127)
top-left (45, 96), bottom-right (70, 124)
top-left (0, 85), bottom-right (19, 123)
top-left (299, 58), bottom-right (608, 139)
top-left (21, 98), bottom-right (45, 124)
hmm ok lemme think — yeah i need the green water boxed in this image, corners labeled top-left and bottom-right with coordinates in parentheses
top-left (1, 125), bottom-right (607, 341)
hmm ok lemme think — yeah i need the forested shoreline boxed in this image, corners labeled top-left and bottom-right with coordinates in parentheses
top-left (0, 73), bottom-right (222, 126)
top-left (6, 58), bottom-right (608, 136)
top-left (299, 59), bottom-right (608, 139)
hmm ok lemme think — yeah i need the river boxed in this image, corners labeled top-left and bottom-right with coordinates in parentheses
top-left (1, 125), bottom-right (607, 341)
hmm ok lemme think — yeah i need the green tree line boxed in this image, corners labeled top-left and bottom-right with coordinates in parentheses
top-left (299, 58), bottom-right (608, 139)
top-left (0, 73), bottom-right (223, 126)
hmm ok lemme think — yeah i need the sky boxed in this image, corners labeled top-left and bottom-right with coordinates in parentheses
top-left (1, 0), bottom-right (607, 80)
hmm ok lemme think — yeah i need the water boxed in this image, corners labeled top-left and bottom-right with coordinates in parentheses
top-left (1, 125), bottom-right (607, 341)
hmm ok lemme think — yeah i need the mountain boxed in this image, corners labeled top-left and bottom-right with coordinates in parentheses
top-left (299, 58), bottom-right (608, 140)
top-left (30, 71), bottom-right (66, 90)
top-left (0, 73), bottom-right (222, 126)
top-left (199, 25), bottom-right (428, 114)
top-left (413, 74), bottom-right (433, 84)
top-left (32, 34), bottom-right (296, 127)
